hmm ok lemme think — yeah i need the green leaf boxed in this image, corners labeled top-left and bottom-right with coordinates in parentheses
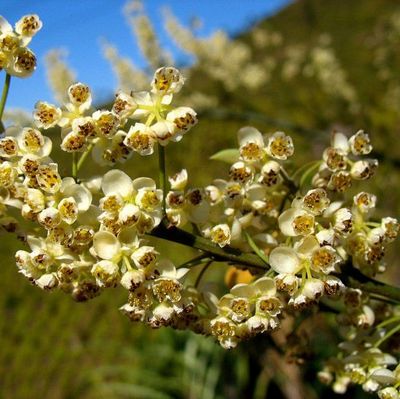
top-left (210, 148), bottom-right (239, 164)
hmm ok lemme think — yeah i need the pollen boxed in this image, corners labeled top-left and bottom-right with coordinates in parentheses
top-left (240, 142), bottom-right (263, 161)
top-left (153, 278), bottom-right (182, 302)
top-left (293, 214), bottom-right (314, 235)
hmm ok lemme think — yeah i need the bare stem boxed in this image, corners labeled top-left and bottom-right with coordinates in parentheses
top-left (72, 153), bottom-right (77, 179)
top-left (0, 73), bottom-right (11, 131)
top-left (76, 143), bottom-right (94, 173)
top-left (194, 261), bottom-right (213, 288)
top-left (158, 144), bottom-right (167, 216)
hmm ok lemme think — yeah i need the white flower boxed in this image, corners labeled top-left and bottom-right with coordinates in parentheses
top-left (165, 106), bottom-right (197, 139)
top-left (169, 169), bottom-right (188, 190)
top-left (36, 164), bottom-right (62, 194)
top-left (33, 101), bottom-right (62, 129)
top-left (237, 126), bottom-right (265, 162)
top-left (301, 188), bottom-right (330, 215)
top-left (266, 131), bottom-right (294, 160)
top-left (120, 269), bottom-right (145, 291)
top-left (378, 387), bottom-right (400, 399)
top-left (334, 208), bottom-right (353, 234)
top-left (91, 260), bottom-right (119, 287)
top-left (354, 192), bottom-right (377, 213)
top-left (289, 278), bottom-right (324, 308)
top-left (123, 122), bottom-right (156, 155)
top-left (278, 208), bottom-right (315, 236)
top-left (209, 316), bottom-right (238, 349)
top-left (350, 159), bottom-right (378, 180)
top-left (15, 14), bottom-right (42, 39)
top-left (92, 110), bottom-right (120, 138)
top-left (210, 224), bottom-right (231, 247)
top-left (112, 91), bottom-right (137, 119)
top-left (36, 273), bottom-right (58, 290)
top-left (151, 66), bottom-right (184, 95)
top-left (259, 161), bottom-right (281, 186)
top-left (67, 82), bottom-right (92, 113)
top-left (60, 178), bottom-right (92, 212)
top-left (229, 161), bottom-right (253, 184)
top-left (131, 245), bottom-right (158, 268)
top-left (349, 130), bottom-right (372, 156)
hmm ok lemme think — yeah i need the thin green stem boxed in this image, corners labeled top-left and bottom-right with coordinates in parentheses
top-left (177, 254), bottom-right (211, 269)
top-left (72, 153), bottom-right (77, 179)
top-left (76, 143), bottom-right (94, 173)
top-left (292, 160), bottom-right (321, 180)
top-left (376, 315), bottom-right (400, 329)
top-left (158, 143), bottom-right (167, 215)
top-left (374, 323), bottom-right (400, 348)
top-left (194, 261), bottom-right (213, 288)
top-left (299, 161), bottom-right (322, 189)
top-left (244, 232), bottom-right (270, 267)
top-left (0, 73), bottom-right (11, 128)
top-left (123, 256), bottom-right (133, 271)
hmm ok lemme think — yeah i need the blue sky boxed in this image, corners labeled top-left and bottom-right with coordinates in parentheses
top-left (2, 0), bottom-right (291, 111)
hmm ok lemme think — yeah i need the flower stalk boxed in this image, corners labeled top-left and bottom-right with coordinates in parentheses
top-left (0, 73), bottom-right (11, 130)
top-left (158, 143), bottom-right (167, 215)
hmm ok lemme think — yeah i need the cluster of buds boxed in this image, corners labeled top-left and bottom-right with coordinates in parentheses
top-left (0, 15), bottom-right (41, 77)
top-left (33, 66), bottom-right (197, 165)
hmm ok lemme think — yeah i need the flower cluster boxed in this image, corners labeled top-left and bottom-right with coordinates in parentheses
top-left (0, 15), bottom-right (41, 77)
top-left (0, 67), bottom-right (197, 301)
top-left (200, 127), bottom-right (295, 248)
top-left (319, 319), bottom-right (400, 397)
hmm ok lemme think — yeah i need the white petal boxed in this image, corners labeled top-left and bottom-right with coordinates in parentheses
top-left (102, 169), bottom-right (133, 198)
top-left (153, 303), bottom-right (174, 321)
top-left (370, 368), bottom-right (396, 385)
top-left (269, 246), bottom-right (301, 274)
top-left (154, 259), bottom-right (177, 278)
top-left (230, 283), bottom-right (254, 298)
top-left (118, 226), bottom-right (139, 247)
top-left (237, 126), bottom-right (264, 147)
top-left (295, 235), bottom-right (320, 257)
top-left (63, 183), bottom-right (92, 212)
top-left (0, 16), bottom-right (12, 33)
top-left (93, 231), bottom-right (121, 260)
top-left (253, 277), bottom-right (276, 296)
top-left (36, 273), bottom-right (57, 290)
top-left (278, 208), bottom-right (302, 236)
top-left (132, 177), bottom-right (156, 191)
top-left (332, 132), bottom-right (349, 153)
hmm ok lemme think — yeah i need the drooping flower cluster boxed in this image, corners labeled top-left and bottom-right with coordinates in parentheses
top-left (0, 15), bottom-right (42, 77)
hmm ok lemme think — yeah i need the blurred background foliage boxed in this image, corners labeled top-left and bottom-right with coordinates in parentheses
top-left (1, 0), bottom-right (400, 397)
